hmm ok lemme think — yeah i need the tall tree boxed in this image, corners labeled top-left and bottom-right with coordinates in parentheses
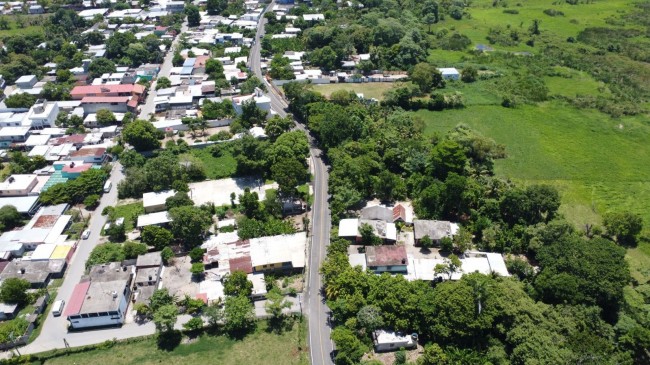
top-left (223, 270), bottom-right (253, 297)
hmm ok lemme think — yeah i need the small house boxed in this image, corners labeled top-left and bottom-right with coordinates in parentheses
top-left (373, 330), bottom-right (417, 352)
top-left (365, 245), bottom-right (407, 274)
top-left (438, 68), bottom-right (460, 80)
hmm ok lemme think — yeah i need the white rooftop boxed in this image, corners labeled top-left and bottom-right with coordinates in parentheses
top-left (142, 190), bottom-right (176, 209)
top-left (249, 232), bottom-right (307, 269)
top-left (136, 211), bottom-right (172, 227)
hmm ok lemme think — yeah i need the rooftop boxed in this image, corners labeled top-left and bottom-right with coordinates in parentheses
top-left (79, 280), bottom-right (128, 313)
top-left (68, 147), bottom-right (106, 158)
top-left (136, 252), bottom-right (163, 268)
top-left (0, 174), bottom-right (37, 191)
top-left (137, 211), bottom-right (172, 227)
top-left (365, 245), bottom-right (407, 267)
top-left (142, 190), bottom-right (176, 209)
top-left (134, 266), bottom-right (161, 284)
top-left (413, 219), bottom-right (458, 240)
top-left (81, 96), bottom-right (131, 104)
top-left (249, 232), bottom-right (307, 269)
top-left (87, 262), bottom-right (133, 282)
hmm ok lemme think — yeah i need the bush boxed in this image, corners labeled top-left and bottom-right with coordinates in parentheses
top-left (190, 263), bottom-right (205, 277)
top-left (189, 247), bottom-right (205, 263)
top-left (161, 247), bottom-right (174, 265)
top-left (208, 130), bottom-right (233, 142)
top-left (543, 9), bottom-right (564, 16)
top-left (503, 9), bottom-right (519, 14)
top-left (183, 316), bottom-right (204, 332)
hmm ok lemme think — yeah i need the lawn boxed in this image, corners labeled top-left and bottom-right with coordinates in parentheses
top-left (190, 147), bottom-right (237, 179)
top-left (39, 321), bottom-right (308, 365)
top-left (110, 202), bottom-right (144, 232)
top-left (313, 82), bottom-right (396, 100)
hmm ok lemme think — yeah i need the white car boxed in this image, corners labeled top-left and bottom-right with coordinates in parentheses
top-left (82, 230), bottom-right (91, 240)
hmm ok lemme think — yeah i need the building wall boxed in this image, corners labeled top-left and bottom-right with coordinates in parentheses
top-left (82, 103), bottom-right (128, 114)
top-left (370, 265), bottom-right (407, 274)
top-left (253, 261), bottom-right (293, 272)
top-left (68, 310), bottom-right (124, 329)
top-left (144, 202), bottom-right (166, 214)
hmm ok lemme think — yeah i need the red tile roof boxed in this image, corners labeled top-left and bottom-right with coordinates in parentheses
top-left (81, 96), bottom-right (131, 103)
top-left (64, 281), bottom-right (91, 316)
top-left (32, 215), bottom-right (59, 228)
top-left (127, 96), bottom-right (139, 108)
top-left (51, 134), bottom-right (86, 145)
top-left (392, 205), bottom-right (406, 222)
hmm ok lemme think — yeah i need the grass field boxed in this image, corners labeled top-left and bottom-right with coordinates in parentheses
top-left (313, 82), bottom-right (395, 100)
top-left (190, 147), bottom-right (237, 179)
top-left (417, 101), bottom-right (650, 229)
top-left (0, 15), bottom-right (48, 37)
top-left (428, 0), bottom-right (640, 56)
top-left (110, 202), bottom-right (144, 231)
top-left (39, 322), bottom-right (308, 365)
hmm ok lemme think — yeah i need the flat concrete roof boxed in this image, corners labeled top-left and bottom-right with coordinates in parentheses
top-left (136, 252), bottom-right (162, 268)
top-left (80, 280), bottom-right (126, 313)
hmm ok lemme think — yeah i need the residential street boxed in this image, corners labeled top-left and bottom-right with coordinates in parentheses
top-left (19, 162), bottom-right (125, 354)
top-left (250, 5), bottom-right (335, 364)
top-left (138, 22), bottom-right (189, 120)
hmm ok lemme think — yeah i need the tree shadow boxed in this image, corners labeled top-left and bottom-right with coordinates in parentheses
top-left (266, 315), bottom-right (296, 334)
top-left (156, 330), bottom-right (182, 351)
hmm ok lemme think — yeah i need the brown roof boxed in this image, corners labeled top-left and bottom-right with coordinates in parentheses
top-left (32, 215), bottom-right (58, 228)
top-left (229, 255), bottom-right (252, 274)
top-left (69, 147), bottom-right (106, 158)
top-left (51, 134), bottom-right (85, 145)
top-left (392, 205), bottom-right (406, 222)
top-left (365, 245), bottom-right (407, 267)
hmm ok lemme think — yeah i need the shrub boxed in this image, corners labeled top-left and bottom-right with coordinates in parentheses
top-left (161, 247), bottom-right (174, 265)
top-left (503, 9), bottom-right (519, 14)
top-left (83, 194), bottom-right (100, 209)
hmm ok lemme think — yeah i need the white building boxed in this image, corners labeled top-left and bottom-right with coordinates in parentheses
top-left (0, 174), bottom-right (39, 196)
top-left (232, 89), bottom-right (271, 115)
top-left (142, 189), bottom-right (176, 213)
top-left (438, 67), bottom-right (460, 80)
top-left (373, 330), bottom-right (417, 352)
top-left (25, 100), bottom-right (59, 129)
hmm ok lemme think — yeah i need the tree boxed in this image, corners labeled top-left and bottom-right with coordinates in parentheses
top-left (189, 247), bottom-right (205, 263)
top-left (461, 67), bottom-right (478, 83)
top-left (265, 288), bottom-right (291, 330)
top-left (357, 305), bottom-right (384, 332)
top-left (529, 19), bottom-right (541, 35)
top-left (238, 188), bottom-right (262, 219)
top-left (420, 235), bottom-right (434, 249)
top-left (264, 115), bottom-right (294, 141)
top-left (169, 206), bottom-right (212, 246)
top-left (153, 304), bottom-right (178, 332)
top-left (88, 57), bottom-right (116, 79)
top-left (309, 46), bottom-right (339, 71)
top-left (156, 76), bottom-right (171, 90)
top-left (123, 119), bottom-right (161, 152)
top-left (429, 139), bottom-right (467, 180)
top-left (142, 226), bottom-right (174, 250)
top-left (603, 211), bottom-right (643, 246)
top-left (434, 254), bottom-right (461, 280)
top-left (359, 223), bottom-right (382, 245)
top-left (223, 295), bottom-right (256, 336)
top-left (185, 4), bottom-right (201, 27)
top-left (96, 109), bottom-right (117, 126)
top-left (161, 247), bottom-right (174, 265)
top-left (409, 63), bottom-right (443, 93)
top-left (271, 158), bottom-right (308, 197)
top-left (0, 17), bottom-right (9, 30)
top-left (207, 0), bottom-right (227, 14)
top-left (419, 343), bottom-right (448, 365)
top-left (534, 236), bottom-right (629, 318)
top-left (331, 327), bottom-right (367, 365)
top-left (223, 270), bottom-right (253, 297)
top-left (0, 205), bottom-right (22, 232)
top-left (4, 93), bottom-right (36, 108)
top-left (106, 222), bottom-right (126, 242)
top-left (0, 278), bottom-right (30, 305)
top-left (165, 192), bottom-right (194, 210)
top-left (205, 59), bottom-right (225, 80)
top-left (123, 241), bottom-right (148, 259)
top-left (133, 302), bottom-right (151, 318)
top-left (83, 194), bottom-right (100, 209)
top-left (150, 288), bottom-right (175, 312)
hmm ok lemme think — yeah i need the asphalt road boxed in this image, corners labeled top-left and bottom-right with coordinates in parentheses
top-left (249, 5), bottom-right (335, 365)
top-left (138, 22), bottom-right (189, 120)
top-left (19, 162), bottom-right (125, 354)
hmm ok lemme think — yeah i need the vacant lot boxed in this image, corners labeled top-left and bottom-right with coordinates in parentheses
top-left (314, 82), bottom-right (395, 100)
top-left (190, 147), bottom-right (237, 179)
top-left (40, 322), bottom-right (309, 365)
top-left (0, 15), bottom-right (48, 38)
top-left (110, 202), bottom-right (144, 232)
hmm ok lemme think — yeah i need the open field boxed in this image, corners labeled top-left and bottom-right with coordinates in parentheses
top-left (313, 82), bottom-right (395, 100)
top-left (38, 321), bottom-right (309, 365)
top-left (0, 15), bottom-right (48, 37)
top-left (427, 0), bottom-right (640, 56)
top-left (417, 102), bottom-right (650, 230)
top-left (190, 147), bottom-right (237, 179)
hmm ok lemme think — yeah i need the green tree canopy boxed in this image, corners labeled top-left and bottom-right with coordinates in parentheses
top-left (123, 119), bottom-right (161, 152)
top-left (0, 278), bottom-right (30, 305)
top-left (223, 271), bottom-right (253, 297)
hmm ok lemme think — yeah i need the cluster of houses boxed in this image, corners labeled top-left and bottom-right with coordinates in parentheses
top-left (339, 204), bottom-right (510, 282)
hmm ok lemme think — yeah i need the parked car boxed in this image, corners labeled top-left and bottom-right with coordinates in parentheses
top-left (82, 230), bottom-right (91, 240)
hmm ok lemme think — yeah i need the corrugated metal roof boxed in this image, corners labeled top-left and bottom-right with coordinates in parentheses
top-left (64, 281), bottom-right (91, 316)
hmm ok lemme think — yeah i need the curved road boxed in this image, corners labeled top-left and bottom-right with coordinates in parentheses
top-left (249, 5), bottom-right (334, 365)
